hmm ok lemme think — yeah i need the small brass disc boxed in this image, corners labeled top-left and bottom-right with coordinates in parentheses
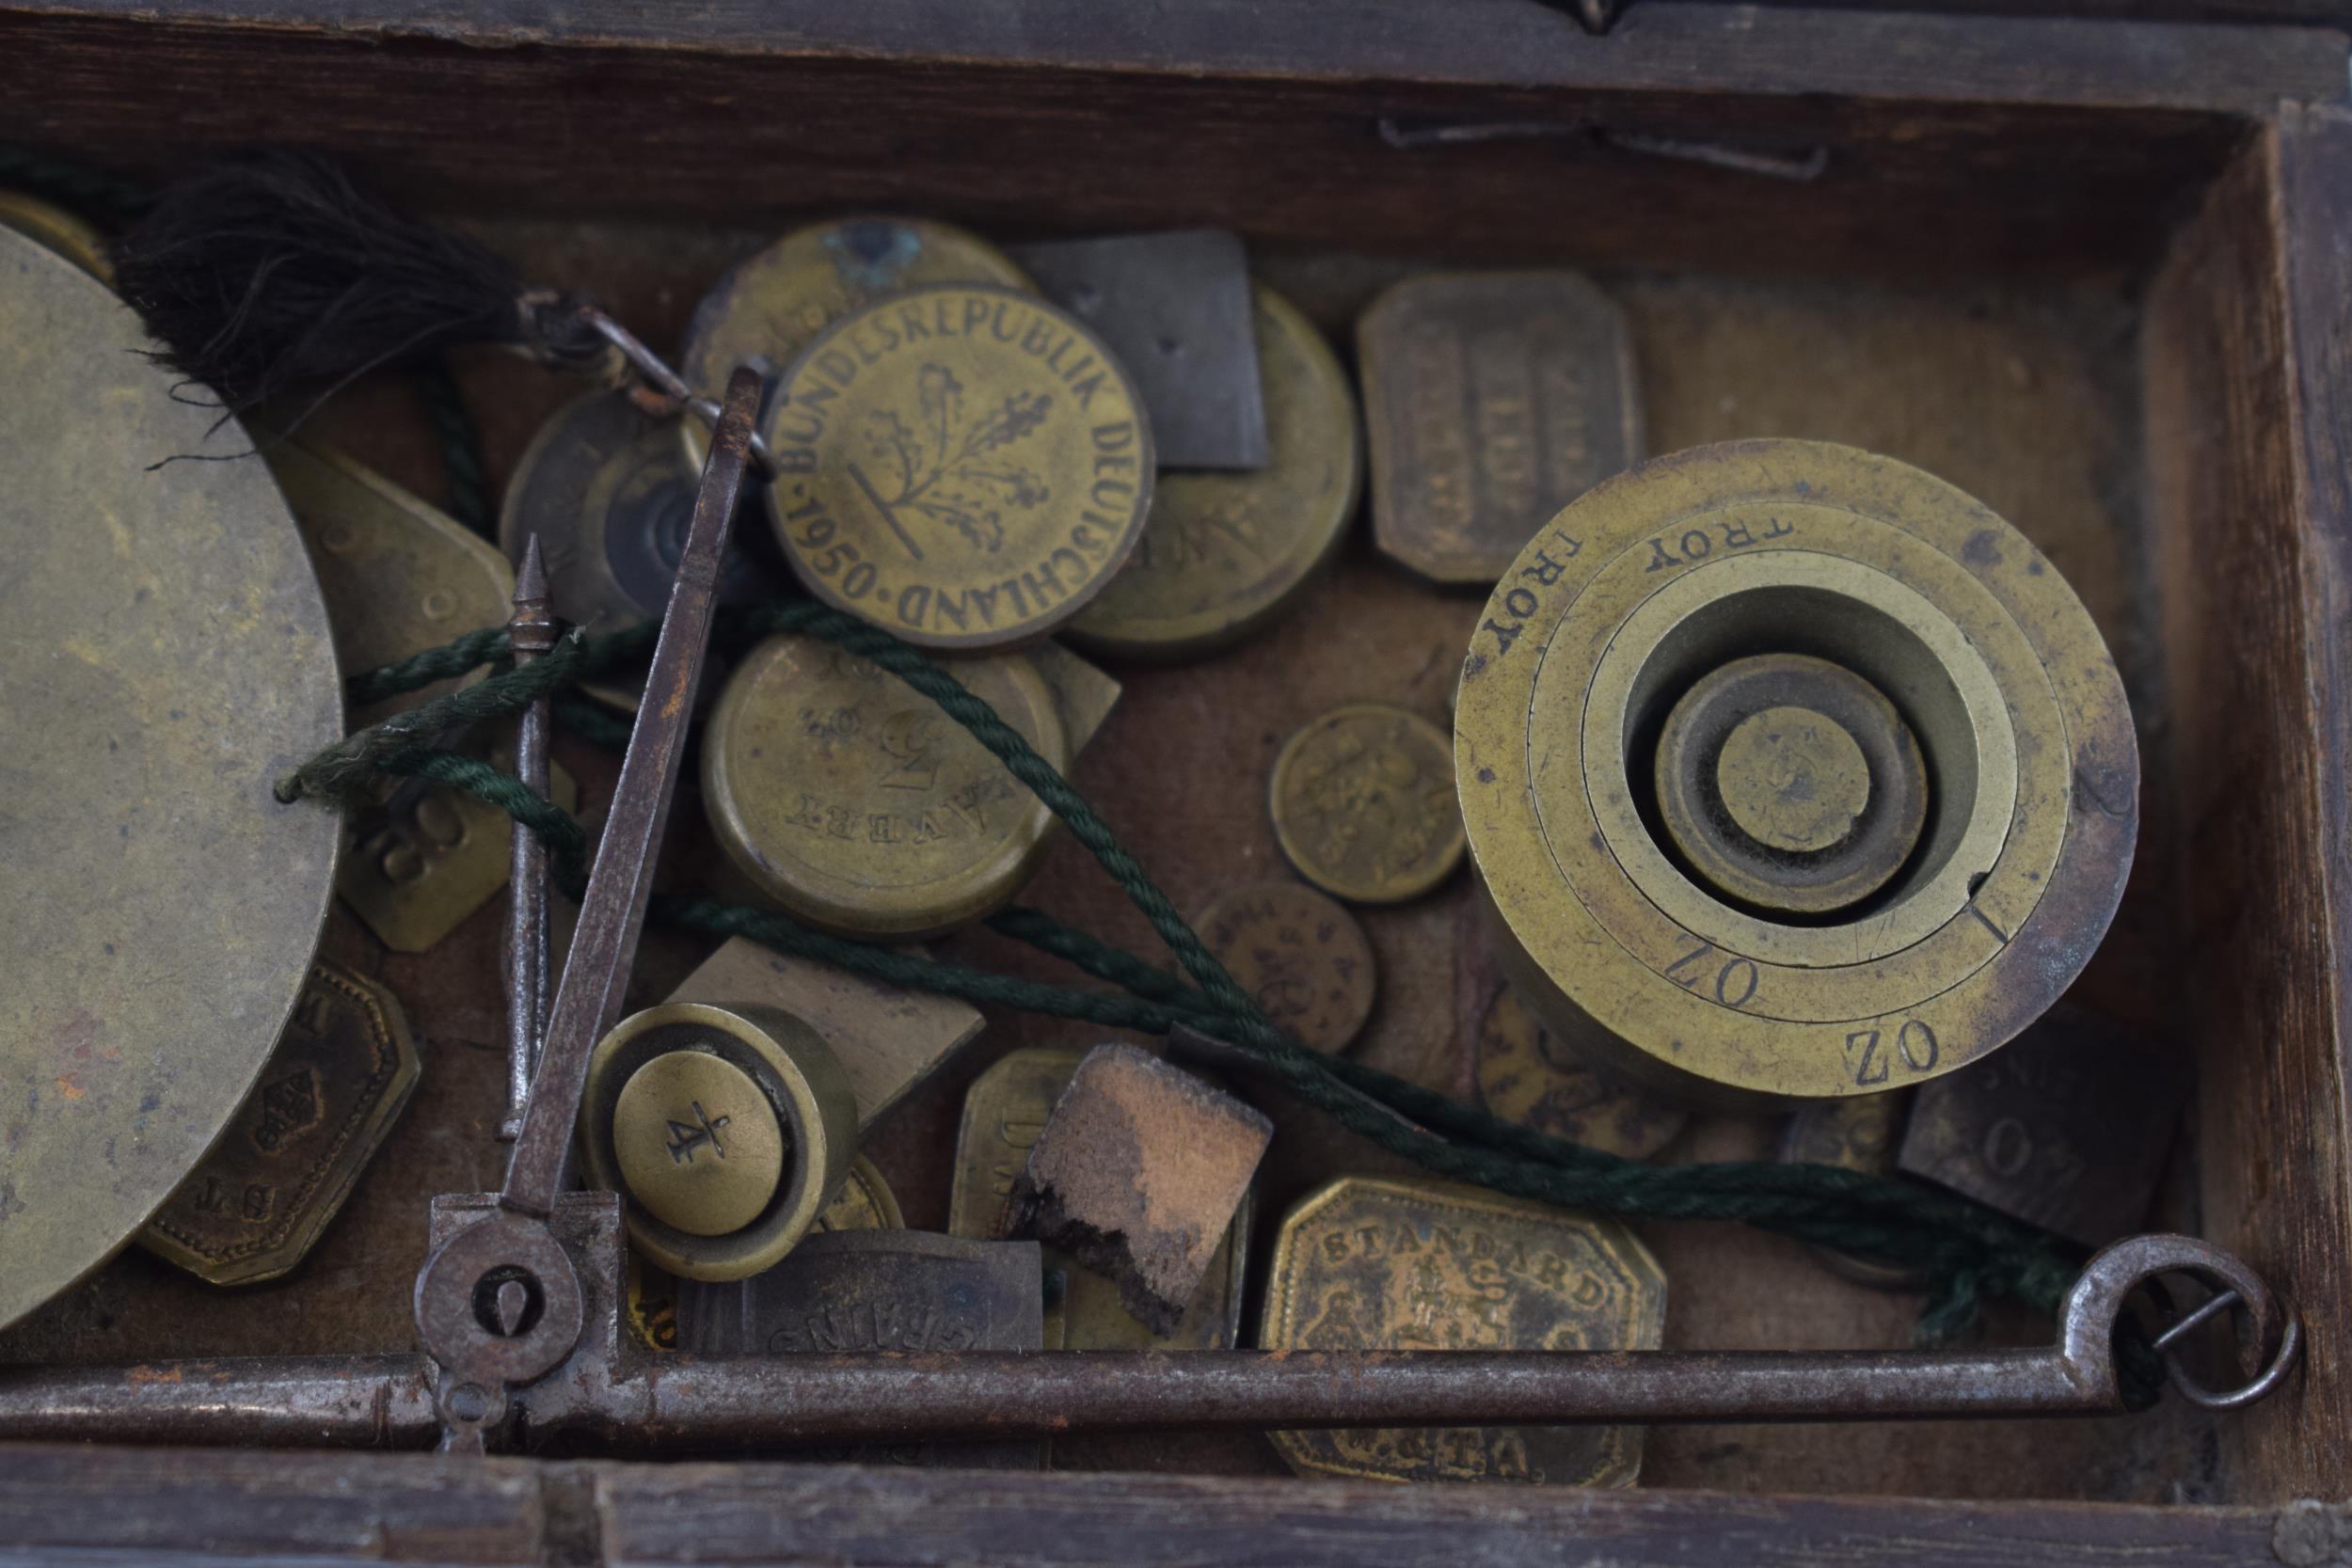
top-left (1454, 439), bottom-right (2137, 1109)
top-left (1, 227), bottom-right (342, 1330)
top-left (1198, 879), bottom-right (1377, 1054)
top-left (763, 284), bottom-right (1155, 649)
top-left (0, 188), bottom-right (110, 281)
top-left (702, 631), bottom-right (1069, 939)
top-left (678, 216), bottom-right (1032, 467)
top-left (612, 1051), bottom-right (787, 1238)
top-left (1271, 703), bottom-right (1464, 905)
top-left (1066, 284), bottom-right (1362, 660)
top-left (1652, 653), bottom-right (1929, 918)
top-left (580, 1003), bottom-right (859, 1282)
top-left (1473, 986), bottom-right (1686, 1161)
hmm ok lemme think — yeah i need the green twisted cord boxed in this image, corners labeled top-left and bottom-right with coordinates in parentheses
top-left (326, 610), bottom-right (2122, 1356)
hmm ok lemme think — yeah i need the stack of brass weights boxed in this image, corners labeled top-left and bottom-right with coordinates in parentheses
top-left (0, 190), bottom-right (2164, 1487)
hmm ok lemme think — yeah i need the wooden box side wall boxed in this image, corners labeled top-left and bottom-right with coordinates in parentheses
top-left (2143, 112), bottom-right (2352, 1502)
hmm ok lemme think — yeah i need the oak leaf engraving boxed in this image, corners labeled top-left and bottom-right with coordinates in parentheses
top-left (855, 363), bottom-right (1053, 555)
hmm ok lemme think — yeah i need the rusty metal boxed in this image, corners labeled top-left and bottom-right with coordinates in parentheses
top-left (0, 1234), bottom-right (2297, 1450)
top-left (406, 366), bottom-right (760, 1450)
top-left (500, 365), bottom-right (761, 1219)
top-left (1009, 1044), bottom-right (1273, 1337)
top-left (500, 537), bottom-right (555, 1143)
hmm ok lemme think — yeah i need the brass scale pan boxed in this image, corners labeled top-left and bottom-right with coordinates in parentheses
top-left (0, 226), bottom-right (342, 1329)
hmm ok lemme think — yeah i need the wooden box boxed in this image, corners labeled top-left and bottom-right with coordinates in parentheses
top-left (2, 3), bottom-right (2349, 1560)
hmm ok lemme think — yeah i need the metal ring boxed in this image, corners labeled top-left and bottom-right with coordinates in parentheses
top-left (581, 309), bottom-right (780, 481)
top-left (2165, 1305), bottom-right (2304, 1412)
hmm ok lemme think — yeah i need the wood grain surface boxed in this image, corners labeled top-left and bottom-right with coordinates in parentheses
top-left (0, 4), bottom-right (2338, 277)
top-left (2, 1443), bottom-right (2344, 1568)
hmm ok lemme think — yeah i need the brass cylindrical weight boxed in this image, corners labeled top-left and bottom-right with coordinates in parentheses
top-left (580, 1003), bottom-right (859, 1281)
top-left (1454, 440), bottom-right (2137, 1109)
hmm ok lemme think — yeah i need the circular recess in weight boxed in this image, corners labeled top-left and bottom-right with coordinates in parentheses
top-left (1454, 438), bottom-right (2137, 1109)
top-left (677, 216), bottom-right (1032, 468)
top-left (1067, 284), bottom-right (1362, 660)
top-left (502, 387), bottom-right (783, 632)
top-left (702, 631), bottom-right (1068, 939)
top-left (763, 284), bottom-right (1154, 649)
top-left (579, 1003), bottom-right (858, 1282)
top-left (1271, 703), bottom-right (1464, 905)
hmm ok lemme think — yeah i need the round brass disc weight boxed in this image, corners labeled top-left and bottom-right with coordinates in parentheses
top-left (580, 1003), bottom-right (859, 1281)
top-left (0, 228), bottom-right (342, 1328)
top-left (1454, 439), bottom-right (2137, 1109)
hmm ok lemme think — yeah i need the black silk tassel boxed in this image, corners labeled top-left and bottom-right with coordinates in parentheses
top-left (109, 149), bottom-right (606, 413)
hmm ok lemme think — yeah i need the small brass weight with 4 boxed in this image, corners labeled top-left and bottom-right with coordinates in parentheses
top-left (1455, 439), bottom-right (2138, 1109)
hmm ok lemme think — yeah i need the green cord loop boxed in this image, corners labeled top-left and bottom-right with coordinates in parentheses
top-left (302, 598), bottom-right (2136, 1383)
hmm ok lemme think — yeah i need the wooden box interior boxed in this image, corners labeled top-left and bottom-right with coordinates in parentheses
top-left (1, 2), bottom-right (2347, 1552)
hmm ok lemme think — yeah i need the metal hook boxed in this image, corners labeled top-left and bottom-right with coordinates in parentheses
top-left (579, 309), bottom-right (780, 481)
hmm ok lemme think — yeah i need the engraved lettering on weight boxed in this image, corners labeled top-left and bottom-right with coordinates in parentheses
top-left (664, 1100), bottom-right (732, 1165)
top-left (1468, 332), bottom-right (1538, 522)
top-left (1405, 326), bottom-right (1474, 534)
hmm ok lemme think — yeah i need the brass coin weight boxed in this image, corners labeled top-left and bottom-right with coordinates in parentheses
top-left (1066, 283), bottom-right (1362, 659)
top-left (3, 226), bottom-right (342, 1331)
top-left (702, 631), bottom-right (1070, 938)
top-left (1474, 985), bottom-right (1687, 1161)
top-left (1263, 1175), bottom-right (1665, 1486)
top-left (579, 1002), bottom-right (859, 1281)
top-left (1197, 879), bottom-right (1378, 1054)
top-left (1454, 439), bottom-right (2138, 1109)
top-left (764, 284), bottom-right (1155, 649)
top-left (140, 959), bottom-right (421, 1286)
top-left (678, 215), bottom-right (1032, 467)
top-left (1271, 703), bottom-right (1465, 905)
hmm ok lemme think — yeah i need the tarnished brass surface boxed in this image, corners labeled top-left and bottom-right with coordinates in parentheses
top-left (578, 1003), bottom-right (858, 1281)
top-left (0, 187), bottom-right (109, 280)
top-left (763, 284), bottom-right (1154, 649)
top-left (1779, 1092), bottom-right (1929, 1291)
top-left (271, 442), bottom-right (576, 953)
top-left (1897, 1003), bottom-right (2189, 1250)
top-left (665, 937), bottom-right (984, 1132)
top-left (1024, 637), bottom-right (1123, 752)
top-left (1359, 272), bottom-right (1642, 586)
top-left (1473, 986), bottom-right (1686, 1161)
top-left (1263, 1176), bottom-right (1665, 1486)
top-left (1197, 880), bottom-right (1376, 1055)
top-left (500, 387), bottom-right (782, 655)
top-left (948, 1049), bottom-right (1249, 1351)
top-left (612, 1050), bottom-right (787, 1239)
top-left (270, 442), bottom-right (514, 724)
top-left (1455, 439), bottom-right (2137, 1108)
top-left (0, 227), bottom-right (342, 1331)
top-left (678, 216), bottom-right (1031, 467)
top-left (336, 750), bottom-right (578, 955)
top-left (1066, 284), bottom-right (1360, 659)
top-left (703, 632), bottom-right (1069, 938)
top-left (626, 1155), bottom-right (900, 1355)
top-left (141, 959), bottom-right (421, 1286)
top-left (1271, 703), bottom-right (1464, 905)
